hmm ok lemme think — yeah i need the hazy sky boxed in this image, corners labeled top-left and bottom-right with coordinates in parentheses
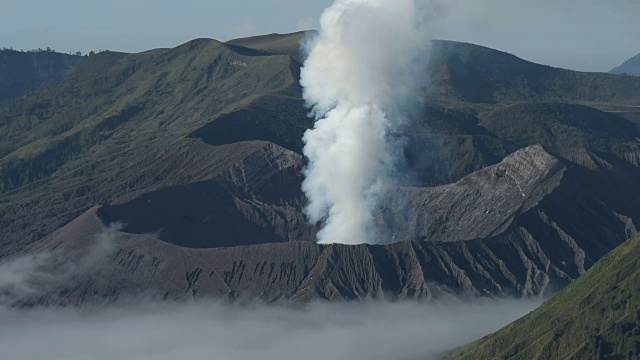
top-left (1, 0), bottom-right (638, 71)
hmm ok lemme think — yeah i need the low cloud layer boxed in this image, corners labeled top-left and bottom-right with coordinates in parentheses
top-left (0, 299), bottom-right (539, 360)
top-left (0, 226), bottom-right (540, 360)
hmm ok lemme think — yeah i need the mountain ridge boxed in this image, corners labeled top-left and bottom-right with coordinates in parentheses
top-left (428, 40), bottom-right (640, 104)
top-left (1, 32), bottom-right (640, 308)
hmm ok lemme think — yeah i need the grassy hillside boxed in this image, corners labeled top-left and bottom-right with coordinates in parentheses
top-left (0, 38), bottom-right (302, 247)
top-left (611, 53), bottom-right (640, 76)
top-left (428, 41), bottom-right (640, 104)
top-left (480, 102), bottom-right (640, 158)
top-left (0, 49), bottom-right (85, 103)
top-left (447, 233), bottom-right (640, 360)
top-left (0, 38), bottom-right (298, 192)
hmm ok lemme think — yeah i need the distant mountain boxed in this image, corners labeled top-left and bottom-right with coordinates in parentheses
top-left (447, 233), bottom-right (640, 360)
top-left (611, 53), bottom-right (640, 76)
top-left (1, 33), bottom-right (640, 307)
top-left (0, 49), bottom-right (85, 103)
top-left (0, 37), bottom-right (303, 248)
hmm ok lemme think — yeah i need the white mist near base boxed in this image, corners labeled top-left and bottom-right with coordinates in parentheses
top-left (0, 300), bottom-right (541, 360)
top-left (301, 0), bottom-right (432, 245)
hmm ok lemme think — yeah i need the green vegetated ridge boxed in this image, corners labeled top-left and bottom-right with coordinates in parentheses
top-left (447, 233), bottom-right (640, 360)
top-left (0, 37), bottom-right (303, 246)
top-left (428, 40), bottom-right (640, 104)
top-left (0, 38), bottom-right (299, 192)
top-left (0, 49), bottom-right (85, 103)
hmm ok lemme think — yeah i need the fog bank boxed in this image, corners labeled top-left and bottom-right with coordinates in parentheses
top-left (0, 299), bottom-right (539, 360)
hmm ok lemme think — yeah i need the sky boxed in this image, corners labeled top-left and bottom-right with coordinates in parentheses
top-left (1, 0), bottom-right (638, 72)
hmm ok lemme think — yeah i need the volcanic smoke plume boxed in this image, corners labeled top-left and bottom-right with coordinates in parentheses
top-left (300, 0), bottom-right (432, 244)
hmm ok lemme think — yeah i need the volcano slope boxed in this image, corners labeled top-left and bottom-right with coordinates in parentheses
top-left (0, 37), bottom-right (309, 250)
top-left (0, 49), bottom-right (85, 103)
top-left (446, 233), bottom-right (640, 360)
top-left (7, 143), bottom-right (640, 307)
top-left (1, 32), bottom-right (640, 306)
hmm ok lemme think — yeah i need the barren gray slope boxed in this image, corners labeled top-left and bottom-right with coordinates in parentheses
top-left (379, 146), bottom-right (565, 243)
top-left (12, 145), bottom-right (640, 307)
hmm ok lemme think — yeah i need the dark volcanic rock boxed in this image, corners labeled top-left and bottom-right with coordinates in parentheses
top-left (0, 140), bottom-right (310, 253)
top-left (97, 141), bottom-right (315, 248)
top-left (12, 145), bottom-right (640, 306)
top-left (379, 146), bottom-right (566, 243)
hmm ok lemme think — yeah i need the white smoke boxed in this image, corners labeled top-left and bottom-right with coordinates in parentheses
top-left (300, 0), bottom-right (434, 244)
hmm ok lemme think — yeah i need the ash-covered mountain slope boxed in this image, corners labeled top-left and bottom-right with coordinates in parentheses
top-left (97, 140), bottom-right (315, 248)
top-left (11, 144), bottom-right (640, 306)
